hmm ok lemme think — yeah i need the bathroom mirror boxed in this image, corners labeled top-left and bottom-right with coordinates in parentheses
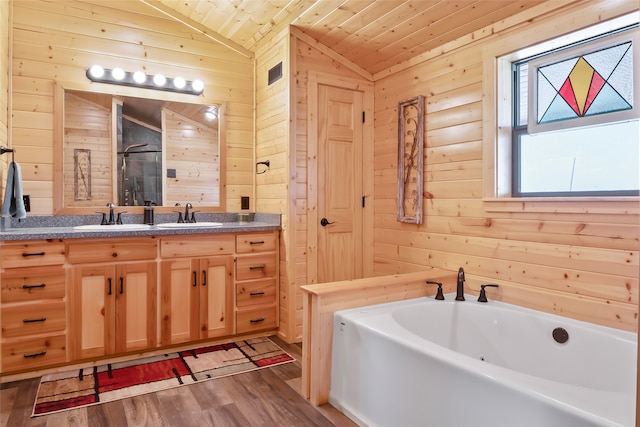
top-left (60, 90), bottom-right (222, 210)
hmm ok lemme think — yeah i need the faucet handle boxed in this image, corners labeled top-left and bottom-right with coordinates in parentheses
top-left (189, 211), bottom-right (199, 223)
top-left (478, 284), bottom-right (499, 303)
top-left (116, 211), bottom-right (127, 225)
top-left (173, 211), bottom-right (184, 223)
top-left (96, 212), bottom-right (108, 225)
top-left (426, 281), bottom-right (444, 300)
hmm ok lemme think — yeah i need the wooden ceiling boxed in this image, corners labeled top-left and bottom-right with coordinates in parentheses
top-left (151, 0), bottom-right (551, 75)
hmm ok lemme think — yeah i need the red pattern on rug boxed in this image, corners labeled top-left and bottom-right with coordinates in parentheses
top-left (96, 357), bottom-right (191, 393)
top-left (32, 337), bottom-right (293, 417)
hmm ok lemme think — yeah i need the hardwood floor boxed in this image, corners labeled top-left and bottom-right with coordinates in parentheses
top-left (0, 337), bottom-right (357, 427)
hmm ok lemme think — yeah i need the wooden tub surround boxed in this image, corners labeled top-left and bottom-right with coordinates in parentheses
top-left (300, 269), bottom-right (455, 406)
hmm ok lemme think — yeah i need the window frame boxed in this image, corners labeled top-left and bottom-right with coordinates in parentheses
top-left (512, 34), bottom-right (640, 197)
top-left (482, 10), bottom-right (640, 212)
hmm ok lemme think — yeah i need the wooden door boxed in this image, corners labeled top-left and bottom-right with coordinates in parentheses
top-left (160, 258), bottom-right (200, 345)
top-left (317, 84), bottom-right (364, 283)
top-left (199, 256), bottom-right (234, 338)
top-left (70, 265), bottom-right (115, 359)
top-left (115, 262), bottom-right (157, 353)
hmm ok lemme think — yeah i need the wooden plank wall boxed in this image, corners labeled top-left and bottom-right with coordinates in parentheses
top-left (373, 0), bottom-right (639, 331)
top-left (10, 0), bottom-right (253, 214)
top-left (286, 37), bottom-right (367, 341)
top-left (254, 28), bottom-right (292, 340)
top-left (255, 27), bottom-right (370, 342)
top-left (63, 93), bottom-right (112, 207)
top-left (164, 109), bottom-right (219, 206)
top-left (0, 0), bottom-right (9, 191)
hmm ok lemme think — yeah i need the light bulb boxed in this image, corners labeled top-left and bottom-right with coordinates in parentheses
top-left (153, 74), bottom-right (166, 86)
top-left (89, 65), bottom-right (104, 79)
top-left (111, 68), bottom-right (125, 80)
top-left (191, 79), bottom-right (204, 93)
top-left (205, 109), bottom-right (217, 121)
top-left (133, 71), bottom-right (146, 84)
top-left (173, 76), bottom-right (186, 89)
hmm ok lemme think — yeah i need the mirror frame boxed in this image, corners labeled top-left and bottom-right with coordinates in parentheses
top-left (53, 83), bottom-right (227, 215)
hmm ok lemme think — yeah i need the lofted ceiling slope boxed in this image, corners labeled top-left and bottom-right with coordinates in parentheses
top-left (151, 0), bottom-right (554, 76)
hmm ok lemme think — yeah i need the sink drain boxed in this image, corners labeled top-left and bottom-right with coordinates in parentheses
top-left (552, 327), bottom-right (569, 344)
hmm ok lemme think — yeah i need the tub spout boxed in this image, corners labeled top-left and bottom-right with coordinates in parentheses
top-left (455, 267), bottom-right (465, 301)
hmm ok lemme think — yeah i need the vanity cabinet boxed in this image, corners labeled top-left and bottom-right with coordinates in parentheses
top-left (160, 235), bottom-right (234, 346)
top-left (235, 232), bottom-right (279, 333)
top-left (0, 226), bottom-right (280, 375)
top-left (1, 240), bottom-right (67, 372)
top-left (67, 238), bottom-right (157, 360)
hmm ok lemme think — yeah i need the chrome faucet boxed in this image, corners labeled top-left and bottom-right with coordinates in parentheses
top-left (455, 267), bottom-right (465, 301)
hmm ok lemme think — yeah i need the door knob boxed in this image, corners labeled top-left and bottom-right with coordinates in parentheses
top-left (320, 218), bottom-right (336, 226)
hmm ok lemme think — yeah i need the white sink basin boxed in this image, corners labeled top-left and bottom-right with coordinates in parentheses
top-left (155, 222), bottom-right (224, 228)
top-left (74, 224), bottom-right (151, 232)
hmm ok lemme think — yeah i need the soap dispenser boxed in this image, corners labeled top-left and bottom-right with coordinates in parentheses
top-left (143, 200), bottom-right (156, 225)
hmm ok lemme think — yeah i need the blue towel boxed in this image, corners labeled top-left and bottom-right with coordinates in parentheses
top-left (1, 161), bottom-right (27, 219)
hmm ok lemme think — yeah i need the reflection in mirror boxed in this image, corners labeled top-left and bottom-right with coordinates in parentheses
top-left (63, 90), bottom-right (221, 208)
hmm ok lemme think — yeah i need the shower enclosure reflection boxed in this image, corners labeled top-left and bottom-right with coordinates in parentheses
top-left (117, 108), bottom-right (163, 206)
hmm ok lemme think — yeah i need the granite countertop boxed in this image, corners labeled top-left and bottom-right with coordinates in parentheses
top-left (0, 213), bottom-right (280, 241)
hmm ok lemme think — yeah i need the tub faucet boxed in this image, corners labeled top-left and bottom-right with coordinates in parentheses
top-left (455, 267), bottom-right (465, 301)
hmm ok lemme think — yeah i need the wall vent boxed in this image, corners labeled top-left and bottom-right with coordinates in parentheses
top-left (268, 62), bottom-right (283, 85)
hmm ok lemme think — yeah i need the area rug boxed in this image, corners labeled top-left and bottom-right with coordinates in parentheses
top-left (32, 337), bottom-right (294, 417)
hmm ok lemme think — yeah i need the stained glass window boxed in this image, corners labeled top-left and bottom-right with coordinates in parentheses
top-left (536, 42), bottom-right (632, 124)
top-left (527, 30), bottom-right (638, 135)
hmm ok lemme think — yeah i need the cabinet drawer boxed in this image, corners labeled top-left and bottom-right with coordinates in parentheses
top-left (67, 238), bottom-right (157, 263)
top-left (2, 301), bottom-right (66, 338)
top-left (1, 266), bottom-right (65, 303)
top-left (1, 334), bottom-right (67, 372)
top-left (236, 253), bottom-right (277, 281)
top-left (236, 232), bottom-right (277, 254)
top-left (1, 240), bottom-right (65, 269)
top-left (236, 278), bottom-right (276, 308)
top-left (160, 234), bottom-right (234, 258)
top-left (236, 305), bottom-right (277, 334)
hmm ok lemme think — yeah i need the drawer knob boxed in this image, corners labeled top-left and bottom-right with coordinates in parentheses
top-left (22, 283), bottom-right (46, 290)
top-left (249, 317), bottom-right (265, 324)
top-left (249, 291), bottom-right (265, 296)
top-left (23, 317), bottom-right (47, 323)
top-left (22, 251), bottom-right (46, 257)
top-left (24, 350), bottom-right (47, 358)
top-left (249, 264), bottom-right (266, 270)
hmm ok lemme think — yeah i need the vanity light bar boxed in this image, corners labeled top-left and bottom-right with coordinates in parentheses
top-left (86, 65), bottom-right (204, 95)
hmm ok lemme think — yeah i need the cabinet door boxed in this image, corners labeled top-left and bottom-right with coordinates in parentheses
top-left (115, 262), bottom-right (157, 353)
top-left (199, 256), bottom-right (234, 338)
top-left (70, 265), bottom-right (115, 359)
top-left (160, 258), bottom-right (200, 345)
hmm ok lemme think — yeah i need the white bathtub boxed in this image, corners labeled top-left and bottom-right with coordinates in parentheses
top-left (330, 295), bottom-right (637, 427)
